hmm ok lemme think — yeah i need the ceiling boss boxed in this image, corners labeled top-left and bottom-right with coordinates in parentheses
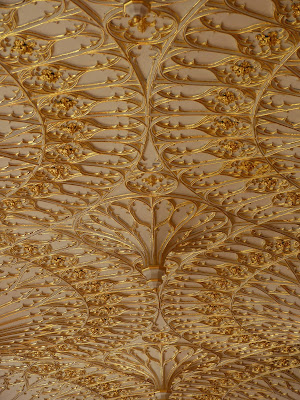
top-left (122, 0), bottom-right (152, 32)
top-left (123, 0), bottom-right (151, 17)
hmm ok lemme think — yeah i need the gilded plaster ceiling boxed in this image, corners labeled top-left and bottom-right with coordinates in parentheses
top-left (0, 0), bottom-right (300, 399)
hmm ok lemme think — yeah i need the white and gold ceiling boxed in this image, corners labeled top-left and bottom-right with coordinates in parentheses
top-left (0, 0), bottom-right (300, 399)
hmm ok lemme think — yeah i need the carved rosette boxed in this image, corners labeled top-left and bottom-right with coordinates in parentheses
top-left (0, 0), bottom-right (300, 399)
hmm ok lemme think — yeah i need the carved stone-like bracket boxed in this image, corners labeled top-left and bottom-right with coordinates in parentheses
top-left (124, 0), bottom-right (151, 18)
top-left (155, 392), bottom-right (171, 400)
top-left (142, 265), bottom-right (166, 289)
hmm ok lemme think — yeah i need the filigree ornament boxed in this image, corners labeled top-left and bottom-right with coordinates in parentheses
top-left (126, 171), bottom-right (178, 194)
top-left (129, 15), bottom-right (156, 33)
top-left (0, 8), bottom-right (18, 35)
top-left (227, 159), bottom-right (270, 177)
top-left (0, 117), bottom-right (43, 196)
top-left (205, 139), bottom-right (256, 159)
top-left (212, 59), bottom-right (270, 86)
top-left (0, 0), bottom-right (300, 399)
top-left (0, 257), bottom-right (87, 353)
top-left (108, 10), bottom-right (177, 43)
top-left (22, 66), bottom-right (80, 92)
top-left (274, 190), bottom-right (300, 206)
top-left (21, 52), bottom-right (129, 93)
top-left (154, 116), bottom-right (249, 142)
top-left (163, 50), bottom-right (269, 87)
top-left (274, 0), bottom-right (300, 27)
top-left (0, 363), bottom-right (98, 400)
top-left (45, 142), bottom-right (89, 163)
top-left (45, 163), bottom-right (72, 180)
top-left (78, 197), bottom-right (229, 277)
top-left (202, 88), bottom-right (254, 113)
top-left (12, 37), bottom-right (35, 54)
top-left (39, 94), bottom-right (96, 118)
top-left (142, 329), bottom-right (179, 345)
top-left (0, 35), bottom-right (52, 65)
top-left (152, 87), bottom-right (254, 114)
top-left (246, 176), bottom-right (290, 193)
top-left (172, 350), bottom-right (300, 400)
top-left (237, 27), bottom-right (293, 58)
top-left (106, 343), bottom-right (220, 394)
top-left (162, 233), bottom-right (299, 346)
top-left (40, 68), bottom-right (61, 83)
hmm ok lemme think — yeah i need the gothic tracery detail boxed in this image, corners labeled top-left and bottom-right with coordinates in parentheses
top-left (0, 0), bottom-right (300, 399)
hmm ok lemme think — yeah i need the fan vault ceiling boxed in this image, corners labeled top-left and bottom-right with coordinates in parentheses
top-left (0, 0), bottom-right (300, 399)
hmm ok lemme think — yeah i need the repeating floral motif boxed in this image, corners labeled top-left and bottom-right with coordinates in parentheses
top-left (0, 0), bottom-right (300, 399)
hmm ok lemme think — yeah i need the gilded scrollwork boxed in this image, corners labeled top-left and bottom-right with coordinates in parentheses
top-left (0, 0), bottom-right (300, 398)
top-left (108, 9), bottom-right (177, 44)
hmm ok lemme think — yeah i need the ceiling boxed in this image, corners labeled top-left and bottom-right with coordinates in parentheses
top-left (0, 0), bottom-right (300, 399)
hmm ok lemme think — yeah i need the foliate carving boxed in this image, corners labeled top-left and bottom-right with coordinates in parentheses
top-left (214, 58), bottom-right (269, 86)
top-left (40, 68), bottom-right (61, 83)
top-left (125, 171), bottom-right (178, 194)
top-left (231, 60), bottom-right (254, 76)
top-left (0, 259), bottom-right (87, 355)
top-left (256, 31), bottom-right (280, 47)
top-left (214, 117), bottom-right (239, 132)
top-left (12, 37), bottom-right (36, 54)
top-left (274, 190), bottom-right (300, 206)
top-left (40, 94), bottom-right (95, 119)
top-left (106, 343), bottom-right (219, 394)
top-left (129, 15), bottom-right (156, 33)
top-left (238, 27), bottom-right (292, 58)
top-left (108, 10), bottom-right (177, 43)
top-left (78, 197), bottom-right (229, 271)
top-left (46, 163), bottom-right (72, 180)
top-left (226, 159), bottom-right (270, 177)
top-left (0, 35), bottom-right (54, 66)
top-left (247, 176), bottom-right (289, 192)
top-left (292, 3), bottom-right (300, 16)
top-left (205, 88), bottom-right (254, 113)
top-left (274, 0), bottom-right (300, 27)
top-left (0, 0), bottom-right (300, 399)
top-left (205, 139), bottom-right (256, 158)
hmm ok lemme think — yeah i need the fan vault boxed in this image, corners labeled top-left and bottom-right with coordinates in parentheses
top-left (0, 0), bottom-right (300, 399)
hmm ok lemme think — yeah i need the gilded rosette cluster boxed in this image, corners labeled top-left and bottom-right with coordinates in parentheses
top-left (0, 1), bottom-right (300, 400)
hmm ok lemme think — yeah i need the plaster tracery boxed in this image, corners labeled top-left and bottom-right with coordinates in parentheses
top-left (0, 0), bottom-right (299, 399)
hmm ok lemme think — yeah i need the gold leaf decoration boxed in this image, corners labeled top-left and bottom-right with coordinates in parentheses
top-left (0, 0), bottom-right (299, 399)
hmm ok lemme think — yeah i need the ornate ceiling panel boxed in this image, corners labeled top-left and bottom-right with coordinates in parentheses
top-left (0, 0), bottom-right (300, 399)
